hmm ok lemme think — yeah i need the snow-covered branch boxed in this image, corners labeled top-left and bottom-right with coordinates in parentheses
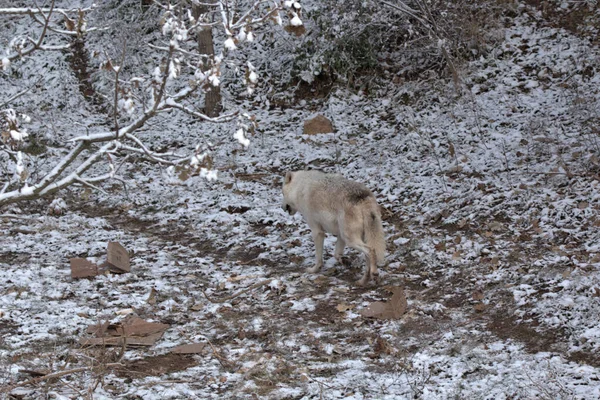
top-left (122, 134), bottom-right (188, 165)
top-left (164, 101), bottom-right (239, 123)
top-left (0, 0), bottom-right (305, 207)
top-left (0, 7), bottom-right (93, 15)
top-left (0, 141), bottom-right (117, 205)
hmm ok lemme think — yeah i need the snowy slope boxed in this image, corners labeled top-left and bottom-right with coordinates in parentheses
top-left (2, 1), bottom-right (600, 399)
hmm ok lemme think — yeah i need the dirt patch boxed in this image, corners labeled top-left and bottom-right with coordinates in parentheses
top-left (71, 201), bottom-right (229, 259)
top-left (66, 37), bottom-right (107, 112)
top-left (487, 313), bottom-right (563, 354)
top-left (0, 251), bottom-right (30, 265)
top-left (116, 353), bottom-right (197, 379)
top-left (524, 0), bottom-right (600, 41)
top-left (484, 308), bottom-right (600, 368)
top-left (568, 351), bottom-right (600, 368)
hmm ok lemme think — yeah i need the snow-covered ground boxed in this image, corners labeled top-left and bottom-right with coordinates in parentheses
top-left (2, 1), bottom-right (600, 399)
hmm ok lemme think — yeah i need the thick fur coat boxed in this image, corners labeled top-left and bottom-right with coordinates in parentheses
top-left (282, 170), bottom-right (386, 285)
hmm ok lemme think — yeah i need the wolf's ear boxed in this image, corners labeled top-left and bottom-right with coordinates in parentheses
top-left (284, 171), bottom-right (293, 184)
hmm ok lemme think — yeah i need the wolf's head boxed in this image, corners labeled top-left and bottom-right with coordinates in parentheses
top-left (282, 171), bottom-right (297, 215)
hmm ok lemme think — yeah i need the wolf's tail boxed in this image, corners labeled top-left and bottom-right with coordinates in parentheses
top-left (363, 204), bottom-right (386, 265)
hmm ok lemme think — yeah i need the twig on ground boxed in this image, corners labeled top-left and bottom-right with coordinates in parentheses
top-left (205, 338), bottom-right (233, 369)
top-left (141, 379), bottom-right (196, 387)
top-left (524, 171), bottom-right (589, 177)
top-left (201, 279), bottom-right (272, 303)
top-left (2, 363), bottom-right (122, 394)
top-left (0, 214), bottom-right (43, 221)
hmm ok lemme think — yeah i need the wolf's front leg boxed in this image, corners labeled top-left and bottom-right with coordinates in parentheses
top-left (307, 229), bottom-right (325, 273)
top-left (334, 238), bottom-right (346, 262)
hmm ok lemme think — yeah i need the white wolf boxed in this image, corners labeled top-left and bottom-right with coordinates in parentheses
top-left (282, 170), bottom-right (386, 286)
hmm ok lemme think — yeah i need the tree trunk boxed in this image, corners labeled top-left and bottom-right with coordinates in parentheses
top-left (192, 2), bottom-right (222, 117)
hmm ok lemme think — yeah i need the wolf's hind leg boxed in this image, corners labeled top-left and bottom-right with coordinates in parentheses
top-left (357, 259), bottom-right (371, 286)
top-left (368, 248), bottom-right (379, 284)
top-left (345, 237), bottom-right (376, 286)
top-left (307, 229), bottom-right (325, 273)
top-left (334, 238), bottom-right (346, 262)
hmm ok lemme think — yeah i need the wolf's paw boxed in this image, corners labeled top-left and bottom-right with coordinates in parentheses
top-left (371, 271), bottom-right (380, 285)
top-left (307, 264), bottom-right (322, 274)
top-left (355, 277), bottom-right (369, 287)
top-left (336, 256), bottom-right (352, 267)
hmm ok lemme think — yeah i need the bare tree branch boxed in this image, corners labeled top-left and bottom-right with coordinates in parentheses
top-left (29, 12), bottom-right (100, 36)
top-left (5, 0), bottom-right (58, 62)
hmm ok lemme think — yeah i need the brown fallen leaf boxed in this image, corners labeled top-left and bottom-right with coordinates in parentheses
top-left (79, 334), bottom-right (163, 347)
top-left (472, 290), bottom-right (484, 301)
top-left (314, 275), bottom-right (330, 286)
top-left (373, 336), bottom-right (394, 356)
top-left (434, 241), bottom-right (446, 252)
top-left (336, 303), bottom-right (354, 312)
top-left (360, 286), bottom-right (407, 320)
top-left (147, 288), bottom-right (157, 305)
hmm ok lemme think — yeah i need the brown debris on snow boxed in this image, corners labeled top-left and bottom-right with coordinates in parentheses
top-left (303, 114), bottom-right (334, 135)
top-left (69, 258), bottom-right (99, 278)
top-left (69, 242), bottom-right (131, 279)
top-left (360, 286), bottom-right (407, 320)
top-left (106, 241), bottom-right (130, 272)
top-left (80, 315), bottom-right (169, 347)
top-left (170, 343), bottom-right (207, 354)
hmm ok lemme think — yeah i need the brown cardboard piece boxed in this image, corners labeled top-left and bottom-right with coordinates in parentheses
top-left (107, 241), bottom-right (130, 272)
top-left (360, 286), bottom-right (408, 320)
top-left (170, 343), bottom-right (207, 354)
top-left (80, 334), bottom-right (164, 347)
top-left (69, 242), bottom-right (131, 279)
top-left (80, 316), bottom-right (169, 348)
top-left (70, 258), bottom-right (99, 278)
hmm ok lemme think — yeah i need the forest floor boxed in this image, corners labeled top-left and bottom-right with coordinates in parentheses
top-left (2, 2), bottom-right (600, 399)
